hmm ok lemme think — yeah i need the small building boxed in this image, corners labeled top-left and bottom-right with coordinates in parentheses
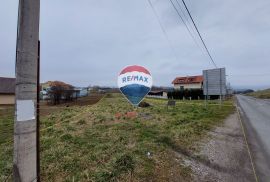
top-left (73, 87), bottom-right (88, 98)
top-left (40, 81), bottom-right (76, 102)
top-left (40, 90), bottom-right (49, 100)
top-left (172, 75), bottom-right (203, 90)
top-left (148, 90), bottom-right (168, 98)
top-left (0, 77), bottom-right (15, 105)
top-left (40, 82), bottom-right (52, 100)
top-left (40, 81), bottom-right (52, 92)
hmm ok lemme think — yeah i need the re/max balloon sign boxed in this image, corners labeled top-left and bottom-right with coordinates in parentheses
top-left (118, 65), bottom-right (153, 106)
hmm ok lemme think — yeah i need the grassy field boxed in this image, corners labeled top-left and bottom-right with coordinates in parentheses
top-left (247, 88), bottom-right (270, 99)
top-left (0, 94), bottom-right (234, 181)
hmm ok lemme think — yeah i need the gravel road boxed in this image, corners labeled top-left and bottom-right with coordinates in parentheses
top-left (237, 95), bottom-right (270, 182)
top-left (183, 113), bottom-right (255, 182)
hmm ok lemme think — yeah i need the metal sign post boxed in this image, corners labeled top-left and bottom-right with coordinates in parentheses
top-left (219, 68), bottom-right (222, 107)
top-left (204, 70), bottom-right (209, 108)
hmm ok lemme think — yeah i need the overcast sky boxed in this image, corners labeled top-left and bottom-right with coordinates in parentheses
top-left (1, 0), bottom-right (270, 89)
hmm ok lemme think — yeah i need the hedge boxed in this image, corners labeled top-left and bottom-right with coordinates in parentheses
top-left (167, 89), bottom-right (201, 100)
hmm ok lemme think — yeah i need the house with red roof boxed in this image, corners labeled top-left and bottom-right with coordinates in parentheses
top-left (172, 75), bottom-right (203, 90)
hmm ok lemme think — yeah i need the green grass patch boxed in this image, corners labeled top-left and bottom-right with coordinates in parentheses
top-left (0, 94), bottom-right (234, 181)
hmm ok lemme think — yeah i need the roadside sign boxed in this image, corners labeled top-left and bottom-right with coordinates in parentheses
top-left (118, 65), bottom-right (153, 106)
top-left (203, 68), bottom-right (226, 96)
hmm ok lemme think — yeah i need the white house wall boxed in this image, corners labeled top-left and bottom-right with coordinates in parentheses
top-left (174, 83), bottom-right (202, 89)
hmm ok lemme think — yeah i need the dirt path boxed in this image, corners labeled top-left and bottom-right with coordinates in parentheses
top-left (183, 113), bottom-right (256, 182)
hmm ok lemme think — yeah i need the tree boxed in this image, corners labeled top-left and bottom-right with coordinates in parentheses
top-left (47, 81), bottom-right (75, 105)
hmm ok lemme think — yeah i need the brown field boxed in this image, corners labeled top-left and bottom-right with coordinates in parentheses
top-left (39, 94), bottom-right (104, 116)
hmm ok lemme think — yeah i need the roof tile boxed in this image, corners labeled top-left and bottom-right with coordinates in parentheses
top-left (172, 75), bottom-right (203, 84)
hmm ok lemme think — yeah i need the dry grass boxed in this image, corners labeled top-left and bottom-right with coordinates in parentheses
top-left (0, 93), bottom-right (234, 181)
top-left (247, 89), bottom-right (270, 99)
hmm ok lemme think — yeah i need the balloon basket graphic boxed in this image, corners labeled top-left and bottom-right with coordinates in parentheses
top-left (120, 84), bottom-right (151, 106)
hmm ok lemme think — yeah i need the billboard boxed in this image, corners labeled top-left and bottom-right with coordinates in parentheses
top-left (203, 68), bottom-right (226, 96)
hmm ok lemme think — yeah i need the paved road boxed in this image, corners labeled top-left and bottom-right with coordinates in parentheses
top-left (236, 95), bottom-right (270, 182)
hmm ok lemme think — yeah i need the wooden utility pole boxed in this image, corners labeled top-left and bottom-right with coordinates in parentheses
top-left (14, 0), bottom-right (40, 181)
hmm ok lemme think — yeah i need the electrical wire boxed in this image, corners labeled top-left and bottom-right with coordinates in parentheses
top-left (168, 0), bottom-right (202, 50)
top-left (180, 0), bottom-right (218, 68)
top-left (147, 0), bottom-right (179, 61)
top-left (174, 0), bottom-right (209, 61)
top-left (148, 0), bottom-right (218, 68)
top-left (175, 0), bottom-right (198, 41)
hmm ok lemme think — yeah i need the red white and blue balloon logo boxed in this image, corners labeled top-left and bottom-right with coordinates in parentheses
top-left (118, 65), bottom-right (153, 106)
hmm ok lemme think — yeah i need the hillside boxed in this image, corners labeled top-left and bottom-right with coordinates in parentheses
top-left (247, 88), bottom-right (270, 99)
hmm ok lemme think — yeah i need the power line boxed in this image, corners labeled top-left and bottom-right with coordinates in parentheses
top-left (174, 0), bottom-right (208, 60)
top-left (147, 0), bottom-right (179, 61)
top-left (148, 0), bottom-right (218, 68)
top-left (180, 0), bottom-right (218, 68)
top-left (168, 0), bottom-right (202, 50)
top-left (174, 0), bottom-right (198, 41)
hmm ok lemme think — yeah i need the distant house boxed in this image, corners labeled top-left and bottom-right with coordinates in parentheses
top-left (147, 90), bottom-right (168, 99)
top-left (40, 82), bottom-right (52, 100)
top-left (40, 81), bottom-right (75, 103)
top-left (148, 90), bottom-right (168, 98)
top-left (73, 87), bottom-right (88, 98)
top-left (0, 77), bottom-right (15, 105)
top-left (172, 75), bottom-right (203, 90)
top-left (40, 90), bottom-right (49, 100)
top-left (40, 81), bottom-right (52, 92)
